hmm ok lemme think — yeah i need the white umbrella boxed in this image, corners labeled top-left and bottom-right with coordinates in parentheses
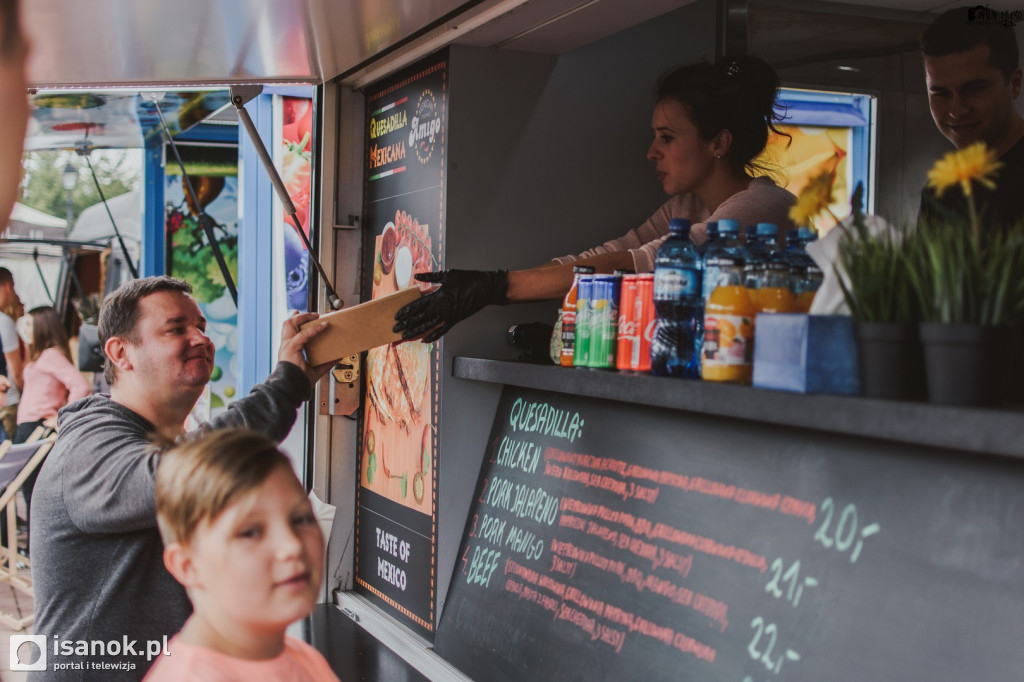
top-left (0, 202), bottom-right (68, 264)
top-left (5, 202), bottom-right (67, 235)
top-left (68, 189), bottom-right (142, 247)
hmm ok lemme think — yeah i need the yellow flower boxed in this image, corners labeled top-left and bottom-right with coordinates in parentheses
top-left (926, 142), bottom-right (1002, 199)
top-left (789, 170), bottom-right (835, 227)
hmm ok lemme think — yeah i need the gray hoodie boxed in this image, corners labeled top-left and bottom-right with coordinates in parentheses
top-left (29, 362), bottom-right (312, 682)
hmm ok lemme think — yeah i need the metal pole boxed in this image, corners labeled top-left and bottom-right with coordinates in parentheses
top-left (64, 191), bottom-right (73, 231)
top-left (230, 86), bottom-right (342, 310)
top-left (149, 99), bottom-right (237, 304)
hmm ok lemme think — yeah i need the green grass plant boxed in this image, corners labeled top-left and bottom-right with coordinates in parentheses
top-left (835, 184), bottom-right (917, 324)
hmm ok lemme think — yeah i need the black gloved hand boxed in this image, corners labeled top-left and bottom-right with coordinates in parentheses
top-left (393, 269), bottom-right (509, 343)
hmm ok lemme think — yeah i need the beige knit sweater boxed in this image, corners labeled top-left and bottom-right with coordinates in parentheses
top-left (553, 177), bottom-right (797, 273)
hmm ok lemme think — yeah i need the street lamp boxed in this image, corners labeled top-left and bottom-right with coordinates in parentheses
top-left (62, 161), bottom-right (77, 229)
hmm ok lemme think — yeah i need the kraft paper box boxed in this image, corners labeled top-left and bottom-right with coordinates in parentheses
top-left (752, 314), bottom-right (860, 395)
top-left (300, 287), bottom-right (422, 366)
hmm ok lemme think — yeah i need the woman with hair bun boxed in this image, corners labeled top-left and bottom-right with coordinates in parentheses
top-left (394, 54), bottom-right (797, 342)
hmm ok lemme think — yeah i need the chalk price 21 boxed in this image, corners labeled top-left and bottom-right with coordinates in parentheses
top-left (765, 558), bottom-right (817, 608)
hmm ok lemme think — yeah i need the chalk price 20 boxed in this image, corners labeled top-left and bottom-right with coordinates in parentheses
top-left (812, 497), bottom-right (880, 564)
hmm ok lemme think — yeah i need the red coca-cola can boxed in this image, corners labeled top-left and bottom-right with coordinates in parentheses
top-left (635, 274), bottom-right (655, 372)
top-left (616, 275), bottom-right (639, 370)
top-left (616, 274), bottom-right (655, 371)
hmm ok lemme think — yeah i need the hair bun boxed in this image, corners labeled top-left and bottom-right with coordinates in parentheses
top-left (717, 55), bottom-right (779, 120)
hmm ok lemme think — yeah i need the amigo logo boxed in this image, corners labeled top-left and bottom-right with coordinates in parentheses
top-left (408, 89), bottom-right (442, 164)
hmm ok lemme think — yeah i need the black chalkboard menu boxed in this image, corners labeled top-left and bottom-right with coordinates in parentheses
top-left (434, 385), bottom-right (1024, 681)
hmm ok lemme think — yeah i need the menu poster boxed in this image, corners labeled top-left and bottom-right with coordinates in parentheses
top-left (355, 52), bottom-right (447, 637)
top-left (435, 386), bottom-right (1024, 681)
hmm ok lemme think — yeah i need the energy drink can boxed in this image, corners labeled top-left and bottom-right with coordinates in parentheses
top-left (573, 275), bottom-right (594, 367)
top-left (588, 275), bottom-right (619, 369)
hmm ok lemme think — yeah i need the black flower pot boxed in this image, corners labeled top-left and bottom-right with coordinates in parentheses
top-left (856, 322), bottom-right (924, 400)
top-left (919, 322), bottom-right (1002, 407)
top-left (1001, 325), bottom-right (1024, 406)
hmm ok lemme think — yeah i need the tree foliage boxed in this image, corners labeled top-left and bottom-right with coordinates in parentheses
top-left (17, 149), bottom-right (140, 224)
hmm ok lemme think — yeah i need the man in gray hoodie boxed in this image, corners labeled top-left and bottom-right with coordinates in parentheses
top-left (28, 276), bottom-right (331, 681)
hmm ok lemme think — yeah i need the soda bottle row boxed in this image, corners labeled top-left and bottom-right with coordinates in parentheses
top-left (554, 266), bottom-right (658, 371)
top-left (551, 218), bottom-right (825, 386)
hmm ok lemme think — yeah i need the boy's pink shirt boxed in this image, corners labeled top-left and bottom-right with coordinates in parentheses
top-left (143, 634), bottom-right (340, 682)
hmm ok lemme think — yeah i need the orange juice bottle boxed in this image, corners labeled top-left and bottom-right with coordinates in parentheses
top-left (795, 290), bottom-right (816, 313)
top-left (755, 261), bottom-right (797, 314)
top-left (702, 256), bottom-right (756, 384)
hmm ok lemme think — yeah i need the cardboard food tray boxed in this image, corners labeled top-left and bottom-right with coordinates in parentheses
top-left (300, 287), bottom-right (422, 366)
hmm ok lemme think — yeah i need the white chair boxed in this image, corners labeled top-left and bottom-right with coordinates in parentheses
top-left (0, 430), bottom-right (57, 630)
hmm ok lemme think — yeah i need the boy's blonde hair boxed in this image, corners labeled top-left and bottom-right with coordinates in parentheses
top-left (155, 429), bottom-right (295, 546)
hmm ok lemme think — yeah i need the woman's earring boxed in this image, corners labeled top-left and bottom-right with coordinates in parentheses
top-left (715, 154), bottom-right (722, 160)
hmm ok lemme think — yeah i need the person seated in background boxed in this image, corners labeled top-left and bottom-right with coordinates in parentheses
top-left (146, 429), bottom-right (339, 681)
top-left (394, 54), bottom-right (796, 342)
top-left (13, 307), bottom-right (90, 444)
top-left (919, 6), bottom-right (1024, 227)
top-left (6, 307), bottom-right (90, 555)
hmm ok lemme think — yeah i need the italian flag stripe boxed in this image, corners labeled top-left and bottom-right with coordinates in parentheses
top-left (369, 166), bottom-right (407, 181)
top-left (371, 97), bottom-right (409, 116)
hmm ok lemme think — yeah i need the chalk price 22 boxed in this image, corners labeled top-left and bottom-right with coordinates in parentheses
top-left (747, 616), bottom-right (800, 675)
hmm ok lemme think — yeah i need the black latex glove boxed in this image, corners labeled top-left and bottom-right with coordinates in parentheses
top-left (393, 269), bottom-right (509, 343)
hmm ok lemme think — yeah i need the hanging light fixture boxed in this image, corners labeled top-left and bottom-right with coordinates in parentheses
top-left (61, 161), bottom-right (78, 192)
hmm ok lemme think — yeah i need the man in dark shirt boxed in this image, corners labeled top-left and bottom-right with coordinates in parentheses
top-left (30, 276), bottom-right (331, 681)
top-left (919, 6), bottom-right (1024, 228)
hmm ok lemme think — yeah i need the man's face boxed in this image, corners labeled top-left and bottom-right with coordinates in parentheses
top-left (121, 290), bottom-right (215, 393)
top-left (925, 43), bottom-right (1023, 153)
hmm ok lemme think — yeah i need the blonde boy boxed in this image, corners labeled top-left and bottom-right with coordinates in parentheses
top-left (147, 429), bottom-right (339, 681)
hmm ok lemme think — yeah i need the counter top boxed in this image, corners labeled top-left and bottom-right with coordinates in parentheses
top-left (452, 356), bottom-right (1024, 460)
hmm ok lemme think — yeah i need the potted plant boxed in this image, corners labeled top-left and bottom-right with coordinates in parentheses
top-left (907, 143), bottom-right (1024, 406)
top-left (833, 184), bottom-right (924, 400)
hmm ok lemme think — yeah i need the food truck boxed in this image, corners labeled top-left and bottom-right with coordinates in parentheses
top-left (10, 0), bottom-right (1024, 679)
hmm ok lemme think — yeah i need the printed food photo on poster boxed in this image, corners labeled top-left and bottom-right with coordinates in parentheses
top-left (281, 95), bottom-right (313, 312)
top-left (363, 208), bottom-right (436, 512)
